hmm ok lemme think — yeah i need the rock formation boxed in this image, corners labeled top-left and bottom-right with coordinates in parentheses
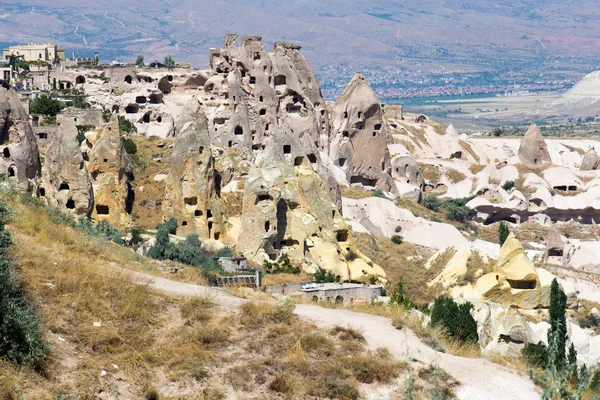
top-left (580, 148), bottom-right (600, 171)
top-left (237, 125), bottom-right (384, 282)
top-left (39, 117), bottom-right (93, 215)
top-left (518, 123), bottom-right (551, 166)
top-left (0, 87), bottom-right (41, 188)
top-left (329, 73), bottom-right (394, 191)
top-left (84, 116), bottom-right (134, 226)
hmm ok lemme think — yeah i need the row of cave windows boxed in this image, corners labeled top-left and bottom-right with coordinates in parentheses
top-left (124, 75), bottom-right (173, 85)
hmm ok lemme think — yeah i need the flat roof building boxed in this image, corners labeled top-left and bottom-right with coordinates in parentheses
top-left (3, 43), bottom-right (65, 64)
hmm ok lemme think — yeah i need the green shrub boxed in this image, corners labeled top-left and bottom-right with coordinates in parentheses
top-left (498, 222), bottom-right (509, 247)
top-left (130, 228), bottom-right (143, 246)
top-left (372, 189), bottom-right (386, 199)
top-left (118, 116), bottom-right (136, 134)
top-left (394, 226), bottom-right (402, 233)
top-left (29, 95), bottom-right (62, 116)
top-left (76, 125), bottom-right (94, 145)
top-left (430, 296), bottom-right (478, 344)
top-left (522, 343), bottom-right (548, 368)
top-left (442, 202), bottom-right (470, 223)
top-left (121, 137), bottom-right (138, 154)
top-left (263, 254), bottom-right (300, 274)
top-left (0, 205), bottom-right (47, 365)
top-left (502, 180), bottom-right (515, 191)
top-left (391, 235), bottom-right (403, 245)
top-left (313, 267), bottom-right (340, 283)
top-left (389, 282), bottom-right (415, 309)
top-left (422, 195), bottom-right (442, 211)
top-left (215, 246), bottom-right (233, 258)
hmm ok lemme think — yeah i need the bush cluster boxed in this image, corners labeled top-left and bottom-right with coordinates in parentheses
top-left (45, 207), bottom-right (124, 245)
top-left (0, 203), bottom-right (47, 366)
top-left (29, 95), bottom-right (62, 116)
top-left (263, 254), bottom-right (300, 274)
top-left (118, 116), bottom-right (136, 134)
top-left (422, 195), bottom-right (473, 223)
top-left (121, 137), bottom-right (138, 154)
top-left (313, 267), bottom-right (340, 283)
top-left (502, 180), bottom-right (515, 191)
top-left (371, 189), bottom-right (386, 199)
top-left (389, 281), bottom-right (415, 310)
top-left (430, 296), bottom-right (478, 344)
top-left (147, 219), bottom-right (221, 271)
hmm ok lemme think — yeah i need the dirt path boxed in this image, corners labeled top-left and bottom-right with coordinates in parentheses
top-left (121, 269), bottom-right (539, 400)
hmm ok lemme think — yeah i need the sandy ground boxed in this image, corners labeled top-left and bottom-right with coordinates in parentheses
top-left (120, 268), bottom-right (540, 400)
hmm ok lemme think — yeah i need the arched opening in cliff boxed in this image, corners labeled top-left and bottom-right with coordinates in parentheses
top-left (149, 93), bottom-right (162, 104)
top-left (38, 132), bottom-right (47, 139)
top-left (294, 156), bottom-right (304, 166)
top-left (7, 167), bottom-right (15, 177)
top-left (274, 75), bottom-right (286, 87)
top-left (59, 182), bottom-right (70, 191)
top-left (157, 116), bottom-right (162, 123)
top-left (126, 186), bottom-right (135, 214)
top-left (124, 75), bottom-right (133, 84)
top-left (307, 154), bottom-right (317, 163)
top-left (335, 296), bottom-right (344, 304)
top-left (96, 205), bottom-right (110, 215)
top-left (336, 230), bottom-right (349, 242)
top-left (548, 248), bottom-right (564, 257)
top-left (353, 121), bottom-right (364, 130)
top-left (66, 199), bottom-right (75, 209)
top-left (506, 279), bottom-right (536, 290)
top-left (350, 176), bottom-right (377, 187)
top-left (259, 108), bottom-right (266, 116)
top-left (39, 187), bottom-right (45, 197)
top-left (142, 113), bottom-right (151, 123)
top-left (374, 123), bottom-right (382, 131)
top-left (125, 104), bottom-right (139, 114)
top-left (75, 76), bottom-right (86, 85)
top-left (135, 96), bottom-right (147, 104)
top-left (234, 126), bottom-right (243, 136)
top-left (255, 194), bottom-right (273, 205)
top-left (283, 145), bottom-right (291, 154)
top-left (185, 196), bottom-right (198, 206)
top-left (286, 103), bottom-right (301, 113)
top-left (2, 148), bottom-right (9, 158)
top-left (339, 158), bottom-right (347, 167)
top-left (264, 220), bottom-right (270, 232)
top-left (276, 198), bottom-right (288, 248)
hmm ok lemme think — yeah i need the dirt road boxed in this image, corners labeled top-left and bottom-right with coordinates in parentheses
top-left (122, 269), bottom-right (540, 400)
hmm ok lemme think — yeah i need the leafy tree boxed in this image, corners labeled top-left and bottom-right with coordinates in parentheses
top-left (134, 55), bottom-right (145, 67)
top-left (121, 137), bottom-right (137, 154)
top-left (0, 204), bottom-right (47, 365)
top-left (215, 246), bottom-right (233, 258)
top-left (118, 116), bottom-right (136, 134)
top-left (430, 296), bottom-right (478, 344)
top-left (492, 128), bottom-right (504, 137)
top-left (390, 281), bottom-right (415, 309)
top-left (502, 180), bottom-right (515, 190)
top-left (522, 343), bottom-right (548, 368)
top-left (422, 195), bottom-right (442, 211)
top-left (498, 222), bottom-right (510, 247)
top-left (130, 228), bottom-right (143, 246)
top-left (164, 55), bottom-right (175, 69)
top-left (548, 279), bottom-right (567, 369)
top-left (29, 95), bottom-right (62, 116)
top-left (163, 217), bottom-right (178, 235)
top-left (391, 235), bottom-right (403, 245)
top-left (442, 202), bottom-right (469, 222)
top-left (313, 267), bottom-right (340, 283)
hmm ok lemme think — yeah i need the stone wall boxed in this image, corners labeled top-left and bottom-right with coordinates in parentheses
top-left (61, 108), bottom-right (103, 127)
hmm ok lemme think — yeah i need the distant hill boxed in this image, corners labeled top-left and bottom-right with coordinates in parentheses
top-left (1, 0), bottom-right (600, 90)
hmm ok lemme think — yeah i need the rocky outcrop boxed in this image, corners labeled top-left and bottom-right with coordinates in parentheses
top-left (580, 148), bottom-right (600, 171)
top-left (329, 73), bottom-right (394, 191)
top-left (84, 116), bottom-right (134, 226)
top-left (39, 117), bottom-right (93, 215)
top-left (162, 97), bottom-right (235, 239)
top-left (518, 123), bottom-right (551, 166)
top-left (0, 87), bottom-right (41, 188)
top-left (237, 125), bottom-right (384, 282)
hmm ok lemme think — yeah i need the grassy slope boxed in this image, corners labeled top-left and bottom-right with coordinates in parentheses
top-left (0, 191), bottom-right (457, 399)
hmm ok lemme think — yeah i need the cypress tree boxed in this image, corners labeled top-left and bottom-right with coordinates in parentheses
top-left (548, 278), bottom-right (568, 369)
top-left (498, 222), bottom-right (509, 246)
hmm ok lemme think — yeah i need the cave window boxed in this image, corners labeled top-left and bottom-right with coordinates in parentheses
top-left (194, 210), bottom-right (203, 217)
top-left (215, 173), bottom-right (222, 197)
top-left (249, 76), bottom-right (256, 85)
top-left (373, 132), bottom-right (377, 137)
top-left (343, 111), bottom-right (348, 119)
top-left (38, 132), bottom-right (47, 139)
top-left (157, 116), bottom-right (162, 123)
top-left (65, 199), bottom-right (75, 209)
top-left (343, 131), bottom-right (349, 137)
top-left (135, 96), bottom-right (147, 104)
top-left (112, 105), bottom-right (119, 113)
top-left (214, 232), bottom-right (220, 240)
top-left (568, 185), bottom-right (577, 191)
top-left (259, 109), bottom-right (266, 116)
top-left (76, 76), bottom-right (85, 84)
top-left (264, 220), bottom-right (270, 232)
top-left (259, 95), bottom-right (264, 103)
top-left (124, 75), bottom-right (133, 84)
top-left (283, 145), bottom-right (291, 154)
top-left (199, 146), bottom-right (204, 154)
top-left (358, 111), bottom-right (362, 118)
top-left (96, 205), bottom-right (109, 215)
top-left (506, 279), bottom-right (537, 290)
top-left (125, 104), bottom-right (139, 114)
top-left (184, 197), bottom-right (198, 206)
top-left (103, 158), bottom-right (108, 163)
top-left (143, 113), bottom-right (151, 123)
top-left (321, 110), bottom-right (325, 116)
top-left (354, 121), bottom-right (364, 130)
top-left (228, 140), bottom-right (233, 147)
top-left (548, 248), bottom-right (563, 257)
top-left (150, 94), bottom-right (161, 104)
top-left (207, 209), bottom-right (213, 218)
top-left (265, 123), bottom-right (270, 131)
top-left (374, 123), bottom-right (382, 131)
top-left (2, 148), bottom-right (9, 158)
top-left (294, 156), bottom-right (304, 166)
top-left (307, 153), bottom-right (317, 163)
top-left (336, 230), bottom-right (349, 242)
top-left (253, 52), bottom-right (261, 60)
top-left (59, 182), bottom-right (70, 191)
top-left (274, 75), bottom-right (286, 86)
top-left (7, 167), bottom-right (14, 177)
top-left (234, 126), bottom-right (243, 135)
top-left (339, 158), bottom-right (347, 167)
top-left (252, 145), bottom-right (260, 151)
top-left (182, 221), bottom-right (188, 226)
top-left (167, 75), bottom-right (173, 82)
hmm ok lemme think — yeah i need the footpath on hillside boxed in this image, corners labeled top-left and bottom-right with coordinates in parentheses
top-left (120, 268), bottom-right (540, 400)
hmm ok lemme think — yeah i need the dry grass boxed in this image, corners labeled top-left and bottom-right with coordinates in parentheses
top-left (419, 163), bottom-right (442, 183)
top-left (353, 233), bottom-right (438, 304)
top-left (446, 168), bottom-right (467, 184)
top-left (340, 185), bottom-right (373, 199)
top-left (261, 272), bottom-right (312, 286)
top-left (460, 141), bottom-right (481, 163)
top-left (469, 164), bottom-right (486, 174)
